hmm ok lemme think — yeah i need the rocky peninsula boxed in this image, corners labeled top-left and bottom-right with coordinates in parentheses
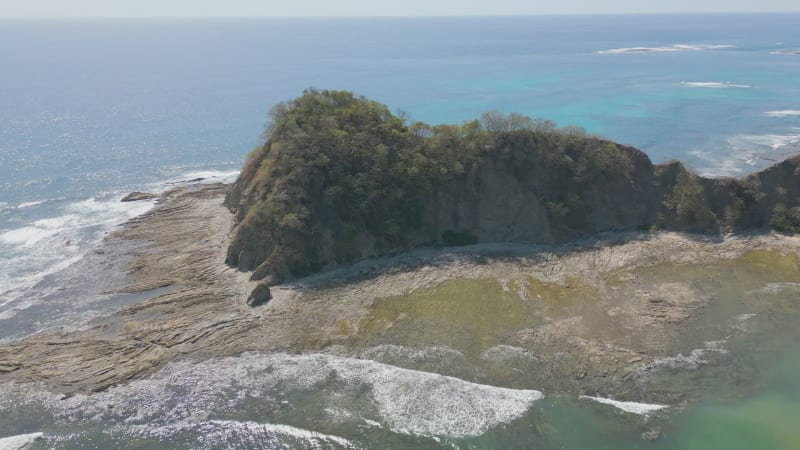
top-left (2, 90), bottom-right (800, 421)
top-left (225, 90), bottom-right (800, 288)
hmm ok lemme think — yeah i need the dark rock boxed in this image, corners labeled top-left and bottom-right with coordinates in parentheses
top-left (247, 283), bottom-right (272, 307)
top-left (121, 192), bottom-right (159, 202)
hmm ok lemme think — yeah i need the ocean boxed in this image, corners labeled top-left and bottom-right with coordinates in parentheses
top-left (1, 14), bottom-right (800, 449)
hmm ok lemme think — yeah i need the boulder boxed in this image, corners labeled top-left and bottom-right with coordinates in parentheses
top-left (247, 283), bottom-right (272, 307)
top-left (121, 192), bottom-right (159, 202)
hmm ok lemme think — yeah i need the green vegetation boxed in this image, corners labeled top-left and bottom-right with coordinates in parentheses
top-left (225, 89), bottom-right (800, 283)
top-left (661, 169), bottom-right (718, 231)
top-left (769, 203), bottom-right (800, 233)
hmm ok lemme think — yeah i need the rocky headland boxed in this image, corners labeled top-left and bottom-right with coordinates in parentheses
top-left (0, 183), bottom-right (799, 404)
top-left (225, 89), bottom-right (800, 288)
top-left (2, 90), bottom-right (800, 412)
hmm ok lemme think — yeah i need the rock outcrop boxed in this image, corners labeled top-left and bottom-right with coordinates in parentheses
top-left (224, 89), bottom-right (800, 284)
top-left (121, 191), bottom-right (159, 202)
top-left (247, 283), bottom-right (272, 307)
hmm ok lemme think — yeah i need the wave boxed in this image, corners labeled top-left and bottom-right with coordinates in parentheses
top-left (765, 110), bottom-right (800, 118)
top-left (0, 198), bottom-right (65, 212)
top-left (595, 44), bottom-right (734, 54)
top-left (0, 432), bottom-right (44, 449)
top-left (729, 133), bottom-right (800, 151)
top-left (0, 163), bottom-right (241, 336)
top-left (15, 200), bottom-right (46, 209)
top-left (6, 353), bottom-right (543, 441)
top-left (579, 396), bottom-right (668, 415)
top-left (770, 49), bottom-right (800, 55)
top-left (130, 421), bottom-right (357, 450)
top-left (680, 81), bottom-right (752, 89)
top-left (0, 194), bottom-right (155, 324)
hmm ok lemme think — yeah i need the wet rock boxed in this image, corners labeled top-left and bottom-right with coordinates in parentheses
top-left (247, 283), bottom-right (272, 307)
top-left (121, 192), bottom-right (159, 202)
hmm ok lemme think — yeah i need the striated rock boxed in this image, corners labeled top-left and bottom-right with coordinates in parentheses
top-left (121, 191), bottom-right (159, 202)
top-left (247, 283), bottom-right (272, 307)
top-left (2, 184), bottom-right (799, 400)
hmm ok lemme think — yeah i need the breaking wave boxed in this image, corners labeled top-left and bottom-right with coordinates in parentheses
top-left (595, 44), bottom-right (734, 54)
top-left (129, 421), bottom-right (357, 450)
top-left (2, 352), bottom-right (543, 445)
top-left (765, 110), bottom-right (800, 118)
top-left (680, 81), bottom-right (751, 89)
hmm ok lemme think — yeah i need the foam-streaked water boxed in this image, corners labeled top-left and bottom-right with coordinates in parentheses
top-left (2, 14), bottom-right (800, 449)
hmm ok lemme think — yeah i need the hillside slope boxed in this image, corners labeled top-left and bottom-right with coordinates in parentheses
top-left (225, 89), bottom-right (800, 284)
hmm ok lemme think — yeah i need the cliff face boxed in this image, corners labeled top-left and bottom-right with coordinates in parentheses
top-left (224, 89), bottom-right (800, 284)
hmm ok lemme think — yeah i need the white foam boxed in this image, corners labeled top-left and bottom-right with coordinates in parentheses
top-left (737, 313), bottom-right (757, 321)
top-left (0, 194), bottom-right (155, 325)
top-left (360, 344), bottom-right (465, 363)
top-left (693, 132), bottom-right (800, 177)
top-left (595, 44), bottom-right (734, 54)
top-left (363, 419), bottom-right (383, 428)
top-left (729, 133), bottom-right (800, 151)
top-left (579, 396), bottom-right (668, 415)
top-left (765, 110), bottom-right (800, 118)
top-left (634, 339), bottom-right (730, 375)
top-left (0, 432), bottom-right (43, 450)
top-left (22, 353), bottom-right (542, 440)
top-left (681, 81), bottom-right (752, 89)
top-left (770, 49), bottom-right (800, 55)
top-left (15, 200), bottom-right (45, 209)
top-left (0, 226), bottom-right (59, 247)
top-left (134, 420), bottom-right (357, 450)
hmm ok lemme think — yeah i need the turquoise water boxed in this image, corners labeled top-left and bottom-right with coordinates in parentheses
top-left (2, 14), bottom-right (800, 448)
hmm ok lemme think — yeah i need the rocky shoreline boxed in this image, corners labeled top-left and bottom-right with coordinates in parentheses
top-left (1, 184), bottom-right (799, 400)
